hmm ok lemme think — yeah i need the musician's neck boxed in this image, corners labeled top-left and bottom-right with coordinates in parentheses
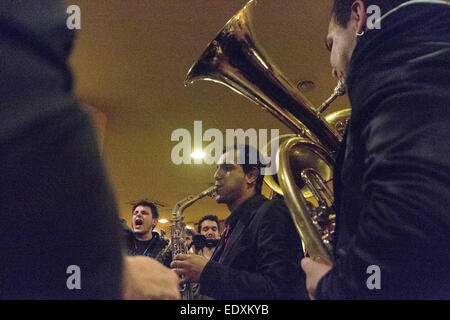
top-left (135, 231), bottom-right (152, 241)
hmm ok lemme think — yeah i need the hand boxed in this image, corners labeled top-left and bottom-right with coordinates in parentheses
top-left (301, 258), bottom-right (332, 300)
top-left (190, 244), bottom-right (200, 255)
top-left (171, 254), bottom-right (209, 283)
top-left (121, 255), bottom-right (181, 300)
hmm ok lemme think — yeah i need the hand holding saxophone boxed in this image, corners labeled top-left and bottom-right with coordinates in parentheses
top-left (171, 253), bottom-right (209, 283)
top-left (122, 256), bottom-right (181, 300)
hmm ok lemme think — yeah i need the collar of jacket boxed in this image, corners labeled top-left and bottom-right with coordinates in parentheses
top-left (224, 194), bottom-right (268, 230)
top-left (134, 231), bottom-right (162, 242)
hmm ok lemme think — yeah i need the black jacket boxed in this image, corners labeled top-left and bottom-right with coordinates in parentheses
top-left (0, 1), bottom-right (122, 299)
top-left (199, 195), bottom-right (307, 300)
top-left (317, 3), bottom-right (450, 299)
top-left (123, 226), bottom-right (171, 267)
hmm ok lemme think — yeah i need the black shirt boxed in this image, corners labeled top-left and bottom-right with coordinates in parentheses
top-left (124, 231), bottom-right (171, 266)
top-left (133, 239), bottom-right (154, 256)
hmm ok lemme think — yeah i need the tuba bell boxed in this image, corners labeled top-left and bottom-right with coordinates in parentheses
top-left (185, 0), bottom-right (349, 266)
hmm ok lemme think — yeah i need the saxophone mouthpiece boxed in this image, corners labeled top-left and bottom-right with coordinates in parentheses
top-left (204, 186), bottom-right (217, 197)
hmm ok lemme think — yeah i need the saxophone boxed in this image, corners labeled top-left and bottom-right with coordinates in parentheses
top-left (155, 238), bottom-right (172, 265)
top-left (171, 186), bottom-right (216, 300)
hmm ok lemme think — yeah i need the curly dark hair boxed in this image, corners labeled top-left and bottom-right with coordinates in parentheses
top-left (197, 215), bottom-right (220, 234)
top-left (131, 200), bottom-right (159, 219)
top-left (185, 228), bottom-right (195, 237)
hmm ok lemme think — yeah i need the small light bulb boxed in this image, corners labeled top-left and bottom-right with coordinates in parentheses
top-left (191, 150), bottom-right (205, 159)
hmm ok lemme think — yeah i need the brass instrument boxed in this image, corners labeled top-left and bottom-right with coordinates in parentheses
top-left (171, 186), bottom-right (216, 299)
top-left (155, 238), bottom-right (171, 264)
top-left (185, 0), bottom-right (349, 266)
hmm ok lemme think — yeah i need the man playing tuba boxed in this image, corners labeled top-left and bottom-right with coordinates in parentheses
top-left (302, 0), bottom-right (450, 299)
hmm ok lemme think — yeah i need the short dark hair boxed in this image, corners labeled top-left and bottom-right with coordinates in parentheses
top-left (222, 144), bottom-right (266, 195)
top-left (198, 215), bottom-right (220, 234)
top-left (131, 200), bottom-right (159, 219)
top-left (185, 228), bottom-right (195, 237)
top-left (331, 0), bottom-right (407, 28)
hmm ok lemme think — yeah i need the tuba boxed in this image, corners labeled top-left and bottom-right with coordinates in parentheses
top-left (171, 186), bottom-right (216, 299)
top-left (185, 0), bottom-right (349, 266)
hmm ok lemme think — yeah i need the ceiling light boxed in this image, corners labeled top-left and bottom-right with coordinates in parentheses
top-left (191, 150), bottom-right (205, 159)
top-left (296, 80), bottom-right (315, 92)
top-left (159, 219), bottom-right (168, 223)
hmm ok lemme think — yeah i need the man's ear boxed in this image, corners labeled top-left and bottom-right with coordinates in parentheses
top-left (246, 167), bottom-right (260, 186)
top-left (351, 0), bottom-right (368, 33)
top-left (152, 218), bottom-right (158, 230)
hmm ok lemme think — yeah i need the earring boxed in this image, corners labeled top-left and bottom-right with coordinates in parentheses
top-left (356, 30), bottom-right (365, 36)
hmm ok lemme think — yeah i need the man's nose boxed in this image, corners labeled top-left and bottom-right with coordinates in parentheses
top-left (214, 168), bottom-right (221, 180)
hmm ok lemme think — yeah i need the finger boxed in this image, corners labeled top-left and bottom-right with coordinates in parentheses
top-left (173, 254), bottom-right (190, 261)
top-left (169, 269), bottom-right (181, 281)
top-left (171, 260), bottom-right (188, 269)
top-left (171, 270), bottom-right (190, 285)
top-left (172, 268), bottom-right (185, 277)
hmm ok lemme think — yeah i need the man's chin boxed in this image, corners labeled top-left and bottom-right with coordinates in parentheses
top-left (215, 195), bottom-right (226, 204)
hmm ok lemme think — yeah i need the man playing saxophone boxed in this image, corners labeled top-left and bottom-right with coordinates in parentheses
top-left (171, 145), bottom-right (307, 300)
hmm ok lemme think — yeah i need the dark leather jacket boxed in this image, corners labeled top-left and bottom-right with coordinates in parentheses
top-left (123, 225), bottom-right (171, 267)
top-left (199, 195), bottom-right (307, 300)
top-left (317, 2), bottom-right (450, 299)
top-left (0, 1), bottom-right (123, 299)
